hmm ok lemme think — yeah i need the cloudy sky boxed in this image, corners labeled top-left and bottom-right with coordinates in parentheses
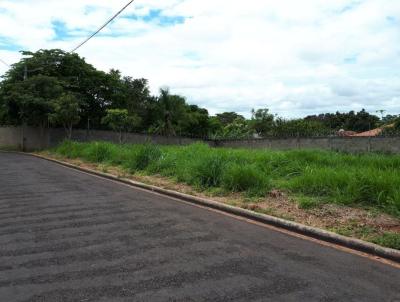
top-left (0, 0), bottom-right (399, 117)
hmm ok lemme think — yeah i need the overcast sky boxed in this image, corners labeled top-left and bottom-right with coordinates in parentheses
top-left (0, 0), bottom-right (399, 118)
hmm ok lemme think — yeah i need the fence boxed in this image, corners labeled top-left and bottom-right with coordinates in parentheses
top-left (1, 126), bottom-right (400, 154)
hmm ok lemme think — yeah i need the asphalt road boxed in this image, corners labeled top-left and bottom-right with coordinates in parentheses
top-left (0, 153), bottom-right (399, 302)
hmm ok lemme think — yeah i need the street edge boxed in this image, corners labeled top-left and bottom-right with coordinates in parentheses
top-left (13, 151), bottom-right (400, 263)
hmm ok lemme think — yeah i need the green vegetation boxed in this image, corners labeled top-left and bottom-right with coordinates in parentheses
top-left (371, 232), bottom-right (400, 250)
top-left (332, 225), bottom-right (400, 250)
top-left (101, 109), bottom-right (141, 143)
top-left (49, 93), bottom-right (81, 139)
top-left (53, 141), bottom-right (400, 217)
top-left (1, 49), bottom-right (397, 140)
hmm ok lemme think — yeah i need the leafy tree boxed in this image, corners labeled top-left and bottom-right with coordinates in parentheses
top-left (305, 109), bottom-right (380, 132)
top-left (149, 88), bottom-right (187, 136)
top-left (178, 105), bottom-right (211, 138)
top-left (0, 49), bottom-right (111, 129)
top-left (101, 109), bottom-right (141, 143)
top-left (396, 118), bottom-right (400, 130)
top-left (207, 116), bottom-right (224, 138)
top-left (218, 118), bottom-right (253, 139)
top-left (272, 118), bottom-right (331, 137)
top-left (381, 114), bottom-right (399, 125)
top-left (216, 112), bottom-right (245, 127)
top-left (1, 75), bottom-right (63, 128)
top-left (250, 108), bottom-right (275, 137)
top-left (49, 93), bottom-right (81, 139)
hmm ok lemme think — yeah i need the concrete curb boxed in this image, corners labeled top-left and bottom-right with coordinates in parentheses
top-left (9, 151), bottom-right (400, 263)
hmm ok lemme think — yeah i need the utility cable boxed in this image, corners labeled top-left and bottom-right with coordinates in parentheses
top-left (0, 58), bottom-right (10, 68)
top-left (70, 0), bottom-right (135, 53)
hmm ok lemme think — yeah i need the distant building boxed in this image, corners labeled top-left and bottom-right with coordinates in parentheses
top-left (350, 124), bottom-right (395, 137)
top-left (337, 129), bottom-right (357, 137)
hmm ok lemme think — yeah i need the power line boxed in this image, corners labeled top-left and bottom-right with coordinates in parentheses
top-left (70, 0), bottom-right (136, 53)
top-left (0, 58), bottom-right (10, 68)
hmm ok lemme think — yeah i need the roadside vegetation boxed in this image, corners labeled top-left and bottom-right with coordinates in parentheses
top-left (47, 141), bottom-right (400, 249)
top-left (53, 141), bottom-right (400, 215)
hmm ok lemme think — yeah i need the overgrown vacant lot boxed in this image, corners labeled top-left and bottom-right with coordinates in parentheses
top-left (48, 141), bottom-right (400, 249)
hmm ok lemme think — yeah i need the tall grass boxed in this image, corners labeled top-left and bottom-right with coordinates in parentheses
top-left (53, 141), bottom-right (400, 216)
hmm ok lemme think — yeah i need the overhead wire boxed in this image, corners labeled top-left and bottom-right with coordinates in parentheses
top-left (70, 0), bottom-right (136, 53)
top-left (0, 58), bottom-right (10, 68)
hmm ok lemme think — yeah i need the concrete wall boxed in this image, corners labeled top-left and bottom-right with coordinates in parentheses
top-left (0, 127), bottom-right (21, 149)
top-left (215, 136), bottom-right (400, 153)
top-left (48, 129), bottom-right (205, 148)
top-left (1, 126), bottom-right (400, 153)
top-left (0, 126), bottom-right (204, 151)
top-left (0, 126), bottom-right (49, 151)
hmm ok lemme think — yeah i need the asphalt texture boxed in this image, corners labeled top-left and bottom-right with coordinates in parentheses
top-left (0, 153), bottom-right (399, 302)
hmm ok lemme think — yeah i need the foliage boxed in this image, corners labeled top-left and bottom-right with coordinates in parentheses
top-left (371, 232), bottom-right (400, 250)
top-left (0, 48), bottom-right (395, 139)
top-left (53, 141), bottom-right (400, 216)
top-left (218, 118), bottom-right (254, 139)
top-left (1, 75), bottom-right (63, 127)
top-left (305, 109), bottom-right (380, 132)
top-left (49, 93), bottom-right (81, 138)
top-left (395, 118), bottom-right (400, 130)
top-left (0, 49), bottom-right (216, 138)
top-left (216, 112), bottom-right (245, 126)
top-left (250, 108), bottom-right (275, 136)
top-left (272, 118), bottom-right (331, 137)
top-left (101, 109), bottom-right (141, 143)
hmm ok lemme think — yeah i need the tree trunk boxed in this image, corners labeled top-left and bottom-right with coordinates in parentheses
top-left (68, 124), bottom-right (73, 140)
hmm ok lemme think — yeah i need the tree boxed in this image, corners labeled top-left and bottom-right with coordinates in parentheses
top-left (0, 49), bottom-right (111, 129)
top-left (101, 109), bottom-right (141, 143)
top-left (395, 118), bottom-right (400, 130)
top-left (272, 118), bottom-right (331, 137)
top-left (305, 109), bottom-right (380, 132)
top-left (216, 112), bottom-right (245, 127)
top-left (49, 93), bottom-right (81, 139)
top-left (1, 75), bottom-right (63, 128)
top-left (250, 108), bottom-right (275, 137)
top-left (217, 118), bottom-right (253, 139)
top-left (149, 88), bottom-right (187, 136)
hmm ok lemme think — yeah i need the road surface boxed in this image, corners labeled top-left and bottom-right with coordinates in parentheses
top-left (0, 152), bottom-right (399, 302)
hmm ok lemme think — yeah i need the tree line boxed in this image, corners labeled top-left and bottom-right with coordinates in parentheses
top-left (0, 49), bottom-right (399, 139)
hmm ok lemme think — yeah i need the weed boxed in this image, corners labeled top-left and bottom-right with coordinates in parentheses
top-left (52, 141), bottom-right (400, 216)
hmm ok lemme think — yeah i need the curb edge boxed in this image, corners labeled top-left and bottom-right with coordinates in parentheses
top-left (14, 151), bottom-right (400, 264)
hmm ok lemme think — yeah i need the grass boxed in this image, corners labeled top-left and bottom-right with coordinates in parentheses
top-left (52, 141), bottom-right (400, 217)
top-left (332, 225), bottom-right (400, 250)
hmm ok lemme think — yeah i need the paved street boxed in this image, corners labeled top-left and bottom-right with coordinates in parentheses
top-left (0, 152), bottom-right (399, 301)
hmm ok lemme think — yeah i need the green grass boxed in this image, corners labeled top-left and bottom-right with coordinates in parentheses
top-left (52, 141), bottom-right (400, 217)
top-left (371, 232), bottom-right (400, 250)
top-left (332, 224), bottom-right (400, 250)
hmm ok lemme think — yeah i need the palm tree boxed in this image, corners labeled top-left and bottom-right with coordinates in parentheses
top-left (157, 88), bottom-right (176, 136)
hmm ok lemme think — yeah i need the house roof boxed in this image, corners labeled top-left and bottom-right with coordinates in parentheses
top-left (350, 124), bottom-right (395, 137)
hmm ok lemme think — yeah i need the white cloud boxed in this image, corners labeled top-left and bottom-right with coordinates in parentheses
top-left (0, 0), bottom-right (399, 117)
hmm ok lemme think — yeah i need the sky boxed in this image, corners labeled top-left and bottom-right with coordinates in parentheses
top-left (0, 0), bottom-right (399, 118)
